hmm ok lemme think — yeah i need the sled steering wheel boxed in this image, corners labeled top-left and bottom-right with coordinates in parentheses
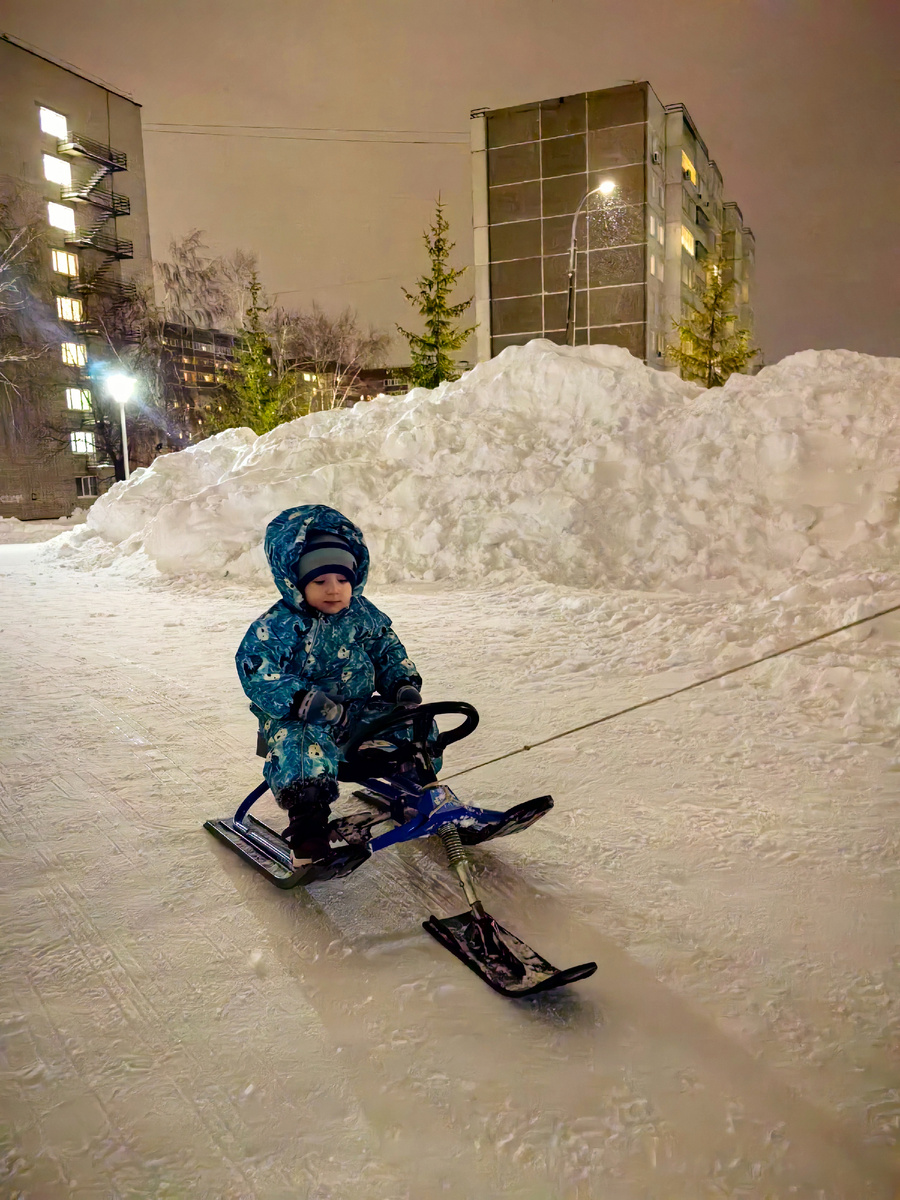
top-left (342, 700), bottom-right (479, 764)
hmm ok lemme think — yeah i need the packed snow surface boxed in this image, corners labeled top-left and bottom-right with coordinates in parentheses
top-left (49, 341), bottom-right (900, 593)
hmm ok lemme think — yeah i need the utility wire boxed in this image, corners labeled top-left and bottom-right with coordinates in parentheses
top-left (143, 128), bottom-right (467, 146)
top-left (441, 601), bottom-right (900, 781)
top-left (145, 121), bottom-right (468, 134)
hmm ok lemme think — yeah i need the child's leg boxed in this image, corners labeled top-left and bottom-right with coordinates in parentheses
top-left (260, 719), bottom-right (341, 861)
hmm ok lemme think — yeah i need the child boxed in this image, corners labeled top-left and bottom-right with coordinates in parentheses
top-left (236, 504), bottom-right (423, 868)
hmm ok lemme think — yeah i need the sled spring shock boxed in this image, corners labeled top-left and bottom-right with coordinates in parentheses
top-left (439, 824), bottom-right (485, 918)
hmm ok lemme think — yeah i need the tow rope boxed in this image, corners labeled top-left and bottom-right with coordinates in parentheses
top-left (441, 600), bottom-right (900, 781)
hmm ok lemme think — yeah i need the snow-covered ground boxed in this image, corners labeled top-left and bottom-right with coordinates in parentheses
top-left (2, 342), bottom-right (899, 1197)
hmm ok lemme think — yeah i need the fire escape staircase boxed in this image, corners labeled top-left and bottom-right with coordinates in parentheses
top-left (57, 131), bottom-right (135, 319)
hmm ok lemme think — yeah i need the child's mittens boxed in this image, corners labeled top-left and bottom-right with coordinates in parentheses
top-left (294, 689), bottom-right (345, 725)
top-left (395, 684), bottom-right (422, 708)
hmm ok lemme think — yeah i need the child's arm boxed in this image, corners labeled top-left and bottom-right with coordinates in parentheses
top-left (367, 624), bottom-right (422, 701)
top-left (235, 609), bottom-right (314, 719)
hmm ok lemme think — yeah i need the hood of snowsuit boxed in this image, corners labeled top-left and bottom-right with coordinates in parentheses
top-left (264, 505), bottom-right (371, 612)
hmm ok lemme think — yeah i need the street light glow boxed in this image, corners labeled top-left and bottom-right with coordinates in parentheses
top-left (597, 179), bottom-right (617, 196)
top-left (106, 373), bottom-right (136, 405)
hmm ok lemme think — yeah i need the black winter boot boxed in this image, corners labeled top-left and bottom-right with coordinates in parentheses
top-left (276, 778), bottom-right (338, 867)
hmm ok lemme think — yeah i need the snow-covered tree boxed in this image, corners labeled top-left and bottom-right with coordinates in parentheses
top-left (397, 201), bottom-right (474, 389)
top-left (667, 252), bottom-right (757, 387)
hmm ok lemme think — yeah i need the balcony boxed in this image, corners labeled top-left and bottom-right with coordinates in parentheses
top-left (61, 186), bottom-right (130, 217)
top-left (57, 133), bottom-right (127, 171)
top-left (65, 227), bottom-right (134, 258)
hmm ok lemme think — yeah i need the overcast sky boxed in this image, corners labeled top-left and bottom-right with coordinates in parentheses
top-left (5, 0), bottom-right (898, 364)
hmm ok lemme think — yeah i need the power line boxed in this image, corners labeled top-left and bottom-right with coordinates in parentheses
top-left (143, 127), bottom-right (468, 146)
top-left (146, 121), bottom-right (469, 134)
top-left (441, 601), bottom-right (900, 781)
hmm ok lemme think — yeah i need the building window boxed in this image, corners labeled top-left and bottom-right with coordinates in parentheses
top-left (56, 296), bottom-right (83, 322)
top-left (657, 332), bottom-right (666, 357)
top-left (61, 342), bottom-right (87, 366)
top-left (70, 431), bottom-right (96, 454)
top-left (658, 222), bottom-right (665, 246)
top-left (681, 151), bottom-right (697, 185)
top-left (649, 253), bottom-right (656, 277)
top-left (649, 214), bottom-right (657, 239)
top-left (47, 202), bottom-right (75, 231)
top-left (39, 106), bottom-right (67, 138)
top-left (66, 387), bottom-right (92, 410)
top-left (52, 249), bottom-right (79, 276)
top-left (681, 226), bottom-right (695, 256)
top-left (42, 154), bottom-right (72, 186)
top-left (76, 476), bottom-right (99, 498)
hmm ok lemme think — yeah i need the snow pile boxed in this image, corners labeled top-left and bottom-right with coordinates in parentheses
top-left (47, 340), bottom-right (900, 594)
top-left (0, 508), bottom-right (88, 544)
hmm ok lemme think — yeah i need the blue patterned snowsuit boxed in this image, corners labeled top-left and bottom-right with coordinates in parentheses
top-left (236, 505), bottom-right (423, 798)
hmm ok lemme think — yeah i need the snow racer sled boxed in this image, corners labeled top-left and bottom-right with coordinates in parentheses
top-left (204, 701), bottom-right (597, 998)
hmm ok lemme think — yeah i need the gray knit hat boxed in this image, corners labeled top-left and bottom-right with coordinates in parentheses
top-left (297, 530), bottom-right (358, 591)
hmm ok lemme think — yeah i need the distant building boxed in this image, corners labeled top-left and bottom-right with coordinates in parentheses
top-left (470, 82), bottom-right (755, 372)
top-left (159, 322), bottom-right (239, 441)
top-left (0, 34), bottom-right (152, 518)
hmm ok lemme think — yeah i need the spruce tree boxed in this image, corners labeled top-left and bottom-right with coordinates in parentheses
top-left (397, 201), bottom-right (475, 389)
top-left (207, 273), bottom-right (294, 435)
top-left (667, 252), bottom-right (757, 387)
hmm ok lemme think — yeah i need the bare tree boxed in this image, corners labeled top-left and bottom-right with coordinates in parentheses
top-left (0, 181), bottom-right (64, 450)
top-left (269, 303), bottom-right (390, 410)
top-left (156, 231), bottom-right (257, 333)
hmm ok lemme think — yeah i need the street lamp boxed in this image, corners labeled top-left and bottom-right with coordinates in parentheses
top-left (565, 179), bottom-right (618, 346)
top-left (106, 372), bottom-right (136, 480)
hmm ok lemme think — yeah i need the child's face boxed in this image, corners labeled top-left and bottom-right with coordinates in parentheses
top-left (304, 573), bottom-right (353, 614)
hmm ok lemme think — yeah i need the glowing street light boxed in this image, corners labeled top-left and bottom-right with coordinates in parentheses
top-left (106, 372), bottom-right (136, 479)
top-left (565, 179), bottom-right (618, 346)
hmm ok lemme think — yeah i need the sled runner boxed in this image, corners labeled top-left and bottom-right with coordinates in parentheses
top-left (204, 701), bottom-right (596, 997)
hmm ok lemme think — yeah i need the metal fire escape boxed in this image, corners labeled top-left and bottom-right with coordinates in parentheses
top-left (57, 131), bottom-right (137, 311)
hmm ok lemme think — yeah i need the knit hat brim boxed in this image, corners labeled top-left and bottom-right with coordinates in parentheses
top-left (297, 532), bottom-right (357, 591)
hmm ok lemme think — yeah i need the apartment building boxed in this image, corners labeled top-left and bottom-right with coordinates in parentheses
top-left (470, 82), bottom-right (754, 370)
top-left (0, 34), bottom-right (152, 518)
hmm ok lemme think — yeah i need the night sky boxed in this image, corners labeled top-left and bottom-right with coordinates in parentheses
top-left (5, 0), bottom-right (898, 364)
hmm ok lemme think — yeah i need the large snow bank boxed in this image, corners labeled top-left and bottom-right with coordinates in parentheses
top-left (47, 341), bottom-right (900, 594)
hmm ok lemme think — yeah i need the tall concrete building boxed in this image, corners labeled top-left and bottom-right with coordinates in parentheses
top-left (0, 34), bottom-right (152, 519)
top-left (470, 82), bottom-right (754, 370)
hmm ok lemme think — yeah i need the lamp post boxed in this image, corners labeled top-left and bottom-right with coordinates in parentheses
top-left (105, 372), bottom-right (136, 480)
top-left (565, 179), bottom-right (617, 346)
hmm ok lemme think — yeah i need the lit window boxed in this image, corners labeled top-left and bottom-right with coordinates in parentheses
top-left (658, 223), bottom-right (665, 246)
top-left (39, 107), bottom-right (68, 138)
top-left (657, 259), bottom-right (664, 282)
top-left (52, 249), bottom-right (79, 276)
top-left (76, 476), bottom-right (99, 498)
top-left (66, 387), bottom-right (92, 410)
top-left (43, 154), bottom-right (71, 186)
top-left (650, 254), bottom-right (656, 277)
top-left (56, 296), bottom-right (83, 322)
top-left (70, 431), bottom-right (96, 454)
top-left (61, 342), bottom-right (87, 366)
top-left (649, 214), bottom-right (656, 239)
top-left (681, 226), bottom-right (695, 256)
top-left (47, 202), bottom-right (75, 231)
top-left (681, 151), bottom-right (697, 185)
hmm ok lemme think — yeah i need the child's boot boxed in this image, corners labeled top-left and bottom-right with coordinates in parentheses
top-left (277, 778), bottom-right (337, 868)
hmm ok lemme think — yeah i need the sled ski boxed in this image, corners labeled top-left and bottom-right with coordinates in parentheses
top-left (423, 910), bottom-right (597, 997)
top-left (204, 812), bottom-right (370, 889)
